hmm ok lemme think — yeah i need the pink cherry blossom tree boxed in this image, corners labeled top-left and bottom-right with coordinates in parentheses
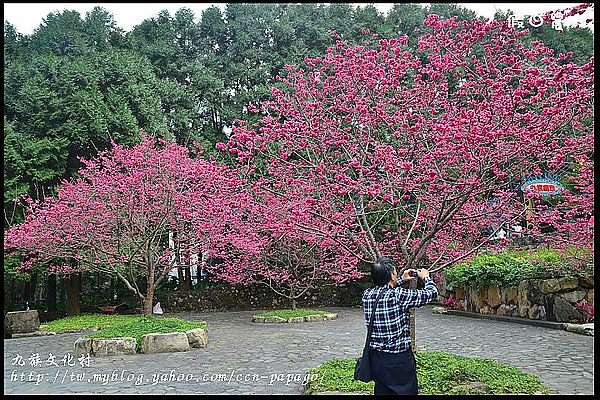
top-left (203, 184), bottom-right (362, 310)
top-left (219, 13), bottom-right (594, 344)
top-left (4, 134), bottom-right (243, 316)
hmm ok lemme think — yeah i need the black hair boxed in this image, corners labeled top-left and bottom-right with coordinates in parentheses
top-left (371, 257), bottom-right (395, 286)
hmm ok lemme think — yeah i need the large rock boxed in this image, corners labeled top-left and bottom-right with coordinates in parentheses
top-left (455, 288), bottom-right (465, 300)
top-left (479, 306), bottom-right (493, 315)
top-left (304, 314), bottom-right (325, 322)
top-left (11, 330), bottom-right (56, 338)
top-left (564, 323), bottom-right (594, 336)
top-left (517, 281), bottom-right (529, 307)
top-left (287, 317), bottom-right (305, 323)
top-left (264, 316), bottom-right (287, 323)
top-left (553, 296), bottom-right (581, 323)
top-left (506, 304), bottom-right (518, 317)
top-left (470, 287), bottom-right (487, 309)
top-left (323, 313), bottom-right (338, 321)
top-left (502, 287), bottom-right (518, 305)
top-left (91, 337), bottom-right (137, 356)
top-left (487, 285), bottom-right (502, 308)
top-left (251, 315), bottom-right (266, 323)
top-left (186, 328), bottom-right (208, 348)
top-left (4, 310), bottom-right (40, 335)
top-left (539, 279), bottom-right (561, 294)
top-left (74, 338), bottom-right (93, 357)
top-left (585, 289), bottom-right (594, 307)
top-left (528, 305), bottom-right (546, 320)
top-left (496, 304), bottom-right (518, 317)
top-left (527, 282), bottom-right (545, 304)
top-left (432, 307), bottom-right (447, 314)
top-left (560, 290), bottom-right (586, 304)
top-left (558, 277), bottom-right (579, 291)
top-left (578, 275), bottom-right (594, 289)
top-left (141, 332), bottom-right (190, 354)
top-left (518, 300), bottom-right (532, 318)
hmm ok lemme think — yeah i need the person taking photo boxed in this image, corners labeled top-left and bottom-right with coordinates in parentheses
top-left (362, 257), bottom-right (438, 395)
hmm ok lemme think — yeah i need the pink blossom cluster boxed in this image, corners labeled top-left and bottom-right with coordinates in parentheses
top-left (221, 12), bottom-right (594, 274)
top-left (4, 135), bottom-right (257, 312)
top-left (576, 299), bottom-right (594, 322)
top-left (441, 297), bottom-right (461, 309)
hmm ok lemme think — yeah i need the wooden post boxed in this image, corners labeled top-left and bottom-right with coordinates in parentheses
top-left (525, 197), bottom-right (534, 231)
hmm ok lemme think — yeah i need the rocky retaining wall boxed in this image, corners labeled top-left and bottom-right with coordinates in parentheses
top-left (157, 281), bottom-right (367, 313)
top-left (441, 275), bottom-right (593, 323)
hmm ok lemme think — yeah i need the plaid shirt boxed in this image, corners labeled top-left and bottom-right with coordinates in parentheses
top-left (362, 277), bottom-right (438, 353)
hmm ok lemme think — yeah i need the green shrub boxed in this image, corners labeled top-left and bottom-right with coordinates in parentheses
top-left (153, 276), bottom-right (180, 297)
top-left (256, 309), bottom-right (329, 319)
top-left (445, 247), bottom-right (593, 289)
top-left (305, 352), bottom-right (549, 395)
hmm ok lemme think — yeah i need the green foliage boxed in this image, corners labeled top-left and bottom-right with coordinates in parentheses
top-left (256, 309), bottom-right (329, 319)
top-left (2, 254), bottom-right (49, 282)
top-left (307, 359), bottom-right (373, 394)
top-left (3, 48), bottom-right (168, 206)
top-left (305, 352), bottom-right (549, 395)
top-left (492, 9), bottom-right (594, 67)
top-left (153, 276), bottom-right (179, 297)
top-left (3, 253), bottom-right (28, 281)
top-left (445, 247), bottom-right (593, 289)
top-left (40, 313), bottom-right (207, 351)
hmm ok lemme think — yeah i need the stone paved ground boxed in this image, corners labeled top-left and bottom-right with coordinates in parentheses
top-left (4, 306), bottom-right (594, 395)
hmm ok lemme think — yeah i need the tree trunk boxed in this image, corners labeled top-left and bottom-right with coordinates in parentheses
top-left (177, 265), bottom-right (186, 292)
top-left (64, 273), bottom-right (81, 316)
top-left (23, 277), bottom-right (32, 304)
top-left (32, 274), bottom-right (38, 301)
top-left (143, 294), bottom-right (154, 316)
top-left (47, 274), bottom-right (57, 313)
top-left (143, 267), bottom-right (155, 317)
top-left (183, 265), bottom-right (192, 291)
top-left (290, 286), bottom-right (297, 310)
top-left (409, 278), bottom-right (417, 352)
top-left (110, 277), bottom-right (115, 301)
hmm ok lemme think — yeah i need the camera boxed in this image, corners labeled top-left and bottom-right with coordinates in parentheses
top-left (408, 269), bottom-right (419, 278)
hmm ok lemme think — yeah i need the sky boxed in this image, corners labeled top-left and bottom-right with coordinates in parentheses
top-left (3, 2), bottom-right (593, 35)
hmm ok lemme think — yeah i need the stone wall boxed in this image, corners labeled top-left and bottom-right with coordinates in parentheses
top-left (156, 280), bottom-right (368, 313)
top-left (443, 275), bottom-right (594, 323)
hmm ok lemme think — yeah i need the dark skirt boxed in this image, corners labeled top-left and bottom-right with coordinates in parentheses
top-left (369, 348), bottom-right (418, 395)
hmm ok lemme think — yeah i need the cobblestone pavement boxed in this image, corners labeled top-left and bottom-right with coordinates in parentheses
top-left (4, 306), bottom-right (594, 395)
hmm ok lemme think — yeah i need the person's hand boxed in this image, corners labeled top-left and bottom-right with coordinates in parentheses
top-left (417, 268), bottom-right (430, 279)
top-left (401, 269), bottom-right (418, 282)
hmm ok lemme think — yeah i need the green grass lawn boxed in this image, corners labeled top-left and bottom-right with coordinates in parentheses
top-left (305, 352), bottom-right (550, 395)
top-left (40, 314), bottom-right (207, 351)
top-left (40, 314), bottom-right (141, 332)
top-left (255, 309), bottom-right (330, 319)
